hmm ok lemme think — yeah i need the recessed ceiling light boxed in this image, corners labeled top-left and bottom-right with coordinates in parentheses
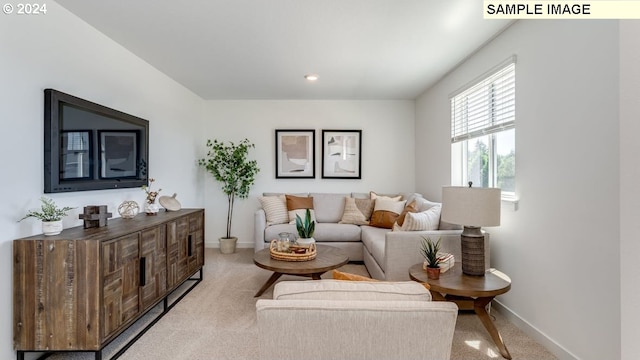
top-left (304, 74), bottom-right (319, 81)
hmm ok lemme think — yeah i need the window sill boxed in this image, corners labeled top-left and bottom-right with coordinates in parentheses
top-left (501, 195), bottom-right (519, 211)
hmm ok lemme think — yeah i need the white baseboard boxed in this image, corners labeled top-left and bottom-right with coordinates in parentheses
top-left (492, 300), bottom-right (580, 360)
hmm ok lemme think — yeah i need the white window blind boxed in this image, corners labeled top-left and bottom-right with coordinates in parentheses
top-left (450, 60), bottom-right (515, 143)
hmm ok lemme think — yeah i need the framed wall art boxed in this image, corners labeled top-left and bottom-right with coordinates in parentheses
top-left (275, 129), bottom-right (315, 178)
top-left (321, 129), bottom-right (362, 179)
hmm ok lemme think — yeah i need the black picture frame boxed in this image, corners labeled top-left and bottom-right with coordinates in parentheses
top-left (275, 129), bottom-right (315, 179)
top-left (321, 129), bottom-right (362, 179)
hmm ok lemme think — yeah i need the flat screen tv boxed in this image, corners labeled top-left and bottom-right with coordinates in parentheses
top-left (44, 89), bottom-right (149, 193)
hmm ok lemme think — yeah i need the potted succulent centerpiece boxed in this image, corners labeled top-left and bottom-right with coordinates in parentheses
top-left (199, 138), bottom-right (259, 254)
top-left (19, 197), bottom-right (75, 236)
top-left (295, 209), bottom-right (316, 247)
top-left (420, 236), bottom-right (442, 280)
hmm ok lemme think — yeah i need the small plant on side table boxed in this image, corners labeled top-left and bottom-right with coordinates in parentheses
top-left (295, 208), bottom-right (315, 246)
top-left (19, 197), bottom-right (75, 236)
top-left (420, 236), bottom-right (442, 279)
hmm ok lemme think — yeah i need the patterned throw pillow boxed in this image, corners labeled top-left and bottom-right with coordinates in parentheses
top-left (339, 197), bottom-right (369, 225)
top-left (285, 194), bottom-right (316, 224)
top-left (369, 198), bottom-right (406, 229)
top-left (258, 195), bottom-right (289, 225)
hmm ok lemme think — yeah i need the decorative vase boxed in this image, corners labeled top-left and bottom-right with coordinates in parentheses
top-left (42, 220), bottom-right (63, 236)
top-left (296, 237), bottom-right (315, 247)
top-left (219, 236), bottom-right (238, 254)
top-left (144, 202), bottom-right (159, 215)
top-left (118, 200), bottom-right (140, 219)
top-left (426, 267), bottom-right (441, 280)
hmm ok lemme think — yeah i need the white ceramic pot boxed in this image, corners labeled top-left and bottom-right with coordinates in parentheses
top-left (42, 220), bottom-right (63, 236)
top-left (219, 236), bottom-right (238, 254)
top-left (296, 237), bottom-right (315, 247)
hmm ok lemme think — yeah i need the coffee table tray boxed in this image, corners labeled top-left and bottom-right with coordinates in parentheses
top-left (269, 240), bottom-right (317, 261)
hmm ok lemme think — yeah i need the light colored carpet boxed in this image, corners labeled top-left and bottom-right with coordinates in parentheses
top-left (46, 248), bottom-right (558, 360)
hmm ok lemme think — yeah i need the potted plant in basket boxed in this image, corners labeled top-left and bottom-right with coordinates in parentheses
top-left (295, 209), bottom-right (316, 247)
top-left (199, 138), bottom-right (260, 254)
top-left (420, 236), bottom-right (442, 280)
top-left (19, 197), bottom-right (75, 236)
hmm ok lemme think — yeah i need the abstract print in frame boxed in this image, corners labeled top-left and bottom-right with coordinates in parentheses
top-left (322, 130), bottom-right (362, 179)
top-left (275, 129), bottom-right (315, 178)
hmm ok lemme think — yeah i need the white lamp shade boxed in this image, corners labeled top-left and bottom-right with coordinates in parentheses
top-left (441, 186), bottom-right (501, 227)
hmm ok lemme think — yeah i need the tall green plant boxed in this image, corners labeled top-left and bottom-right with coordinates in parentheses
top-left (198, 139), bottom-right (260, 239)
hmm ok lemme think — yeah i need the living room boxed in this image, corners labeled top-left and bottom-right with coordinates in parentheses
top-left (2, 1), bottom-right (639, 360)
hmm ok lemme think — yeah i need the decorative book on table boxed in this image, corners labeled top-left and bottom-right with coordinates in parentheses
top-left (423, 252), bottom-right (454, 273)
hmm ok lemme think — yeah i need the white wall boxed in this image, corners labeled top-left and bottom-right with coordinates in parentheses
top-left (620, 20), bottom-right (640, 360)
top-left (202, 100), bottom-right (415, 248)
top-left (416, 21), bottom-right (620, 360)
top-left (0, 3), bottom-right (204, 358)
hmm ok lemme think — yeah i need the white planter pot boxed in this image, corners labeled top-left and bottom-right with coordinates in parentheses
top-left (219, 237), bottom-right (238, 254)
top-left (296, 237), bottom-right (315, 247)
top-left (42, 220), bottom-right (63, 236)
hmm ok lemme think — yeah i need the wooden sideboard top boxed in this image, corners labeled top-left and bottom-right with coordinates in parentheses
top-left (15, 208), bottom-right (204, 242)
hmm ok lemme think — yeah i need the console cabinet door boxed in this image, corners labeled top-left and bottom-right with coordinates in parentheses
top-left (102, 233), bottom-right (140, 340)
top-left (166, 216), bottom-right (190, 289)
top-left (189, 212), bottom-right (205, 273)
top-left (140, 225), bottom-right (167, 310)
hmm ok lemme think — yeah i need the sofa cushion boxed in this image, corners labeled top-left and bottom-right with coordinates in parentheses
top-left (310, 193), bottom-right (349, 223)
top-left (369, 199), bottom-right (406, 229)
top-left (264, 223), bottom-right (298, 242)
top-left (273, 279), bottom-right (432, 301)
top-left (339, 197), bottom-right (369, 225)
top-left (361, 225), bottom-right (388, 267)
top-left (286, 194), bottom-right (316, 224)
top-left (259, 195), bottom-right (289, 225)
top-left (312, 223), bottom-right (361, 242)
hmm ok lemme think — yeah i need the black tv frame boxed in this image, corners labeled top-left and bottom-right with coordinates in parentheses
top-left (44, 89), bottom-right (149, 193)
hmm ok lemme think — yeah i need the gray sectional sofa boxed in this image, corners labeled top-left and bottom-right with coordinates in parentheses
top-left (254, 192), bottom-right (490, 281)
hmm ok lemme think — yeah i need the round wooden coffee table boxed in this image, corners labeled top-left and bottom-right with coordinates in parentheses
top-left (253, 244), bottom-right (349, 297)
top-left (409, 263), bottom-right (512, 359)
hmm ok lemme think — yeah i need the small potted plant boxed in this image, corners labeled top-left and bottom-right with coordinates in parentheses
top-left (19, 197), bottom-right (75, 236)
top-left (420, 236), bottom-right (442, 280)
top-left (295, 209), bottom-right (315, 247)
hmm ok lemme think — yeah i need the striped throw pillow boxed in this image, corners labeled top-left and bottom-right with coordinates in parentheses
top-left (401, 205), bottom-right (441, 231)
top-left (259, 195), bottom-right (289, 225)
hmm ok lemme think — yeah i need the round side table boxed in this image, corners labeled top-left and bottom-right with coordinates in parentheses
top-left (409, 263), bottom-right (512, 359)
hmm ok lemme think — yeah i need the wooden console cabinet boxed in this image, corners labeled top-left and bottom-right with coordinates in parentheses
top-left (13, 209), bottom-right (205, 359)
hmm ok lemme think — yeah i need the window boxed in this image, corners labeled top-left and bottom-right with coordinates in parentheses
top-left (450, 57), bottom-right (515, 198)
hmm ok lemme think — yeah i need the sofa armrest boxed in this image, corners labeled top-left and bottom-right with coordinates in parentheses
top-left (254, 209), bottom-right (266, 252)
top-left (383, 230), bottom-right (491, 281)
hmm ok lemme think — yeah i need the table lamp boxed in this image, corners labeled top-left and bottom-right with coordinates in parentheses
top-left (441, 183), bottom-right (501, 276)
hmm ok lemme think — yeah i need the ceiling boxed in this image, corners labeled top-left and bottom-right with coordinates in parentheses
top-left (55, 0), bottom-right (511, 100)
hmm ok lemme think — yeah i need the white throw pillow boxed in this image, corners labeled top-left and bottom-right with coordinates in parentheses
top-left (258, 195), bottom-right (289, 225)
top-left (401, 205), bottom-right (441, 231)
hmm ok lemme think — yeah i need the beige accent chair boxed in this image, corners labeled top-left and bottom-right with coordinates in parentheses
top-left (256, 280), bottom-right (458, 360)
